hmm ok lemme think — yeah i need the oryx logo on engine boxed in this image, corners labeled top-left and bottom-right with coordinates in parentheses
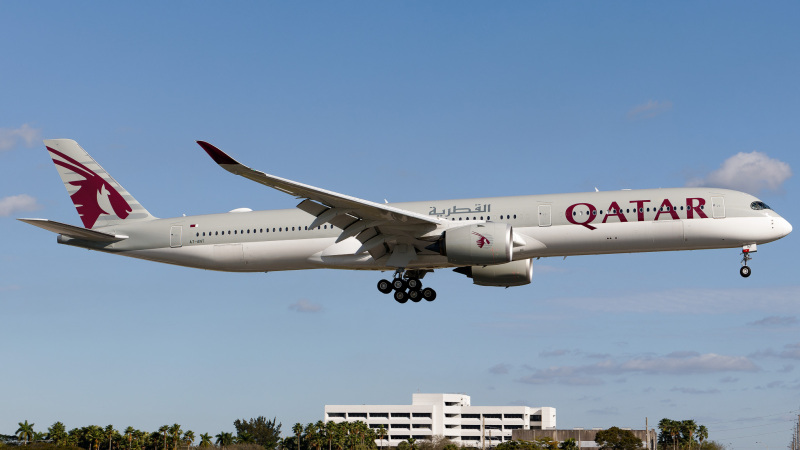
top-left (472, 231), bottom-right (492, 249)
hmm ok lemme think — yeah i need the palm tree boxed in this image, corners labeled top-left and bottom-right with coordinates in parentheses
top-left (198, 433), bottom-right (213, 448)
top-left (158, 426), bottom-right (169, 450)
top-left (680, 420), bottom-right (697, 450)
top-left (293, 424), bottom-right (304, 450)
top-left (106, 425), bottom-right (117, 450)
top-left (17, 420), bottom-right (35, 445)
top-left (169, 425), bottom-right (183, 450)
top-left (183, 431), bottom-right (195, 450)
top-left (696, 426), bottom-right (708, 448)
top-left (88, 425), bottom-right (105, 450)
top-left (325, 421), bottom-right (338, 450)
top-left (304, 423), bottom-right (317, 450)
top-left (406, 438), bottom-right (416, 450)
top-left (125, 427), bottom-right (136, 450)
top-left (215, 432), bottom-right (234, 450)
top-left (376, 425), bottom-right (386, 450)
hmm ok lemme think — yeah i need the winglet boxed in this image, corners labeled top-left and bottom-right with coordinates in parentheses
top-left (197, 141), bottom-right (239, 165)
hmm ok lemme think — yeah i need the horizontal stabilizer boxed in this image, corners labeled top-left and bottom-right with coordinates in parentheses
top-left (18, 218), bottom-right (128, 242)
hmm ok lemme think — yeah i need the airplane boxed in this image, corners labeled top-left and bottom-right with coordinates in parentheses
top-left (20, 139), bottom-right (792, 303)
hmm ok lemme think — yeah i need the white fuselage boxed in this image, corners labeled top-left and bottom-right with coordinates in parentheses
top-left (61, 187), bottom-right (792, 273)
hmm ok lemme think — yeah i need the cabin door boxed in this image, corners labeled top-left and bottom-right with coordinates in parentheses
top-left (170, 226), bottom-right (182, 248)
top-left (538, 205), bottom-right (552, 227)
top-left (711, 197), bottom-right (726, 218)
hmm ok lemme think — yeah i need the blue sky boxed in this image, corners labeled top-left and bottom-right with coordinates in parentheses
top-left (1, 2), bottom-right (798, 449)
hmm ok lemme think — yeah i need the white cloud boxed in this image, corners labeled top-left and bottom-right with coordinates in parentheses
top-left (748, 316), bottom-right (798, 327)
top-left (0, 124), bottom-right (41, 151)
top-left (539, 349), bottom-right (570, 357)
top-left (556, 286), bottom-right (800, 315)
top-left (0, 194), bottom-right (41, 217)
top-left (517, 352), bottom-right (757, 385)
top-left (755, 343), bottom-right (800, 360)
top-left (627, 100), bottom-right (673, 119)
top-left (288, 299), bottom-right (322, 313)
top-left (670, 387), bottom-right (721, 395)
top-left (686, 151), bottom-right (792, 194)
top-left (488, 363), bottom-right (511, 375)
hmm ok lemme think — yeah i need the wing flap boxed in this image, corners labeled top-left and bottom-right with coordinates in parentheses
top-left (19, 218), bottom-right (128, 242)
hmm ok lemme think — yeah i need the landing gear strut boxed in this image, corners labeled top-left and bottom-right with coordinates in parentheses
top-left (740, 244), bottom-right (756, 278)
top-left (377, 269), bottom-right (437, 303)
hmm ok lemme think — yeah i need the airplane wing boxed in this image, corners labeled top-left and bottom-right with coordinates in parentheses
top-left (18, 218), bottom-right (128, 242)
top-left (198, 141), bottom-right (444, 265)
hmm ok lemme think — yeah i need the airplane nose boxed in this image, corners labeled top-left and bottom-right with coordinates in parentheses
top-left (775, 217), bottom-right (792, 238)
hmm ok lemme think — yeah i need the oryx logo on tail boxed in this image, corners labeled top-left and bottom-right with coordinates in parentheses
top-left (47, 147), bottom-right (132, 229)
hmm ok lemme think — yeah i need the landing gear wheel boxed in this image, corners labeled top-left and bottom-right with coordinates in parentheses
top-left (408, 289), bottom-right (422, 302)
top-left (394, 290), bottom-right (408, 303)
top-left (740, 266), bottom-right (752, 278)
top-left (377, 279), bottom-right (393, 294)
top-left (422, 288), bottom-right (437, 302)
top-left (392, 278), bottom-right (407, 291)
top-left (407, 278), bottom-right (421, 290)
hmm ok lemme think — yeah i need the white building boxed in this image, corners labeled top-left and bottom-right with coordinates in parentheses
top-left (324, 393), bottom-right (556, 448)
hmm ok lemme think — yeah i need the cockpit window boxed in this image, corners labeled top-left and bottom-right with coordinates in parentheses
top-left (751, 201), bottom-right (771, 210)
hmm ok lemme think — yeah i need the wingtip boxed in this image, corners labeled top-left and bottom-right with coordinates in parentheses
top-left (197, 140), bottom-right (239, 165)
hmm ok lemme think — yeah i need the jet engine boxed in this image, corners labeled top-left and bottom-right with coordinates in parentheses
top-left (453, 259), bottom-right (533, 287)
top-left (429, 223), bottom-right (513, 265)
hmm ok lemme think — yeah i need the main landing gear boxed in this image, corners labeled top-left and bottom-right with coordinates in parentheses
top-left (739, 244), bottom-right (757, 278)
top-left (377, 269), bottom-right (437, 303)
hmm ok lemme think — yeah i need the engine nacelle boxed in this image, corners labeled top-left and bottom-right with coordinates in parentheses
top-left (454, 259), bottom-right (533, 287)
top-left (434, 223), bottom-right (513, 265)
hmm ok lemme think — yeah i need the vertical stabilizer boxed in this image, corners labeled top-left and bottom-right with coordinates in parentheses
top-left (44, 139), bottom-right (155, 229)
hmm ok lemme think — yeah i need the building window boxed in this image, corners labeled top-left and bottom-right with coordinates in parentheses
top-left (531, 415), bottom-right (542, 422)
top-left (412, 413), bottom-right (432, 418)
top-left (327, 413), bottom-right (345, 418)
top-left (461, 425), bottom-right (480, 430)
top-left (391, 413), bottom-right (410, 418)
top-left (504, 414), bottom-right (523, 419)
top-left (462, 414), bottom-right (480, 419)
top-left (348, 413), bottom-right (367, 418)
top-left (370, 413), bottom-right (389, 418)
top-left (483, 414), bottom-right (501, 419)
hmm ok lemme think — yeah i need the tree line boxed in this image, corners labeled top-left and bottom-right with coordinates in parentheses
top-left (2, 418), bottom-right (281, 450)
top-left (2, 417), bottom-right (724, 450)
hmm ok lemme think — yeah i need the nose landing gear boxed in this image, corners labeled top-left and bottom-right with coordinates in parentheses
top-left (740, 244), bottom-right (756, 278)
top-left (377, 269), bottom-right (437, 303)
